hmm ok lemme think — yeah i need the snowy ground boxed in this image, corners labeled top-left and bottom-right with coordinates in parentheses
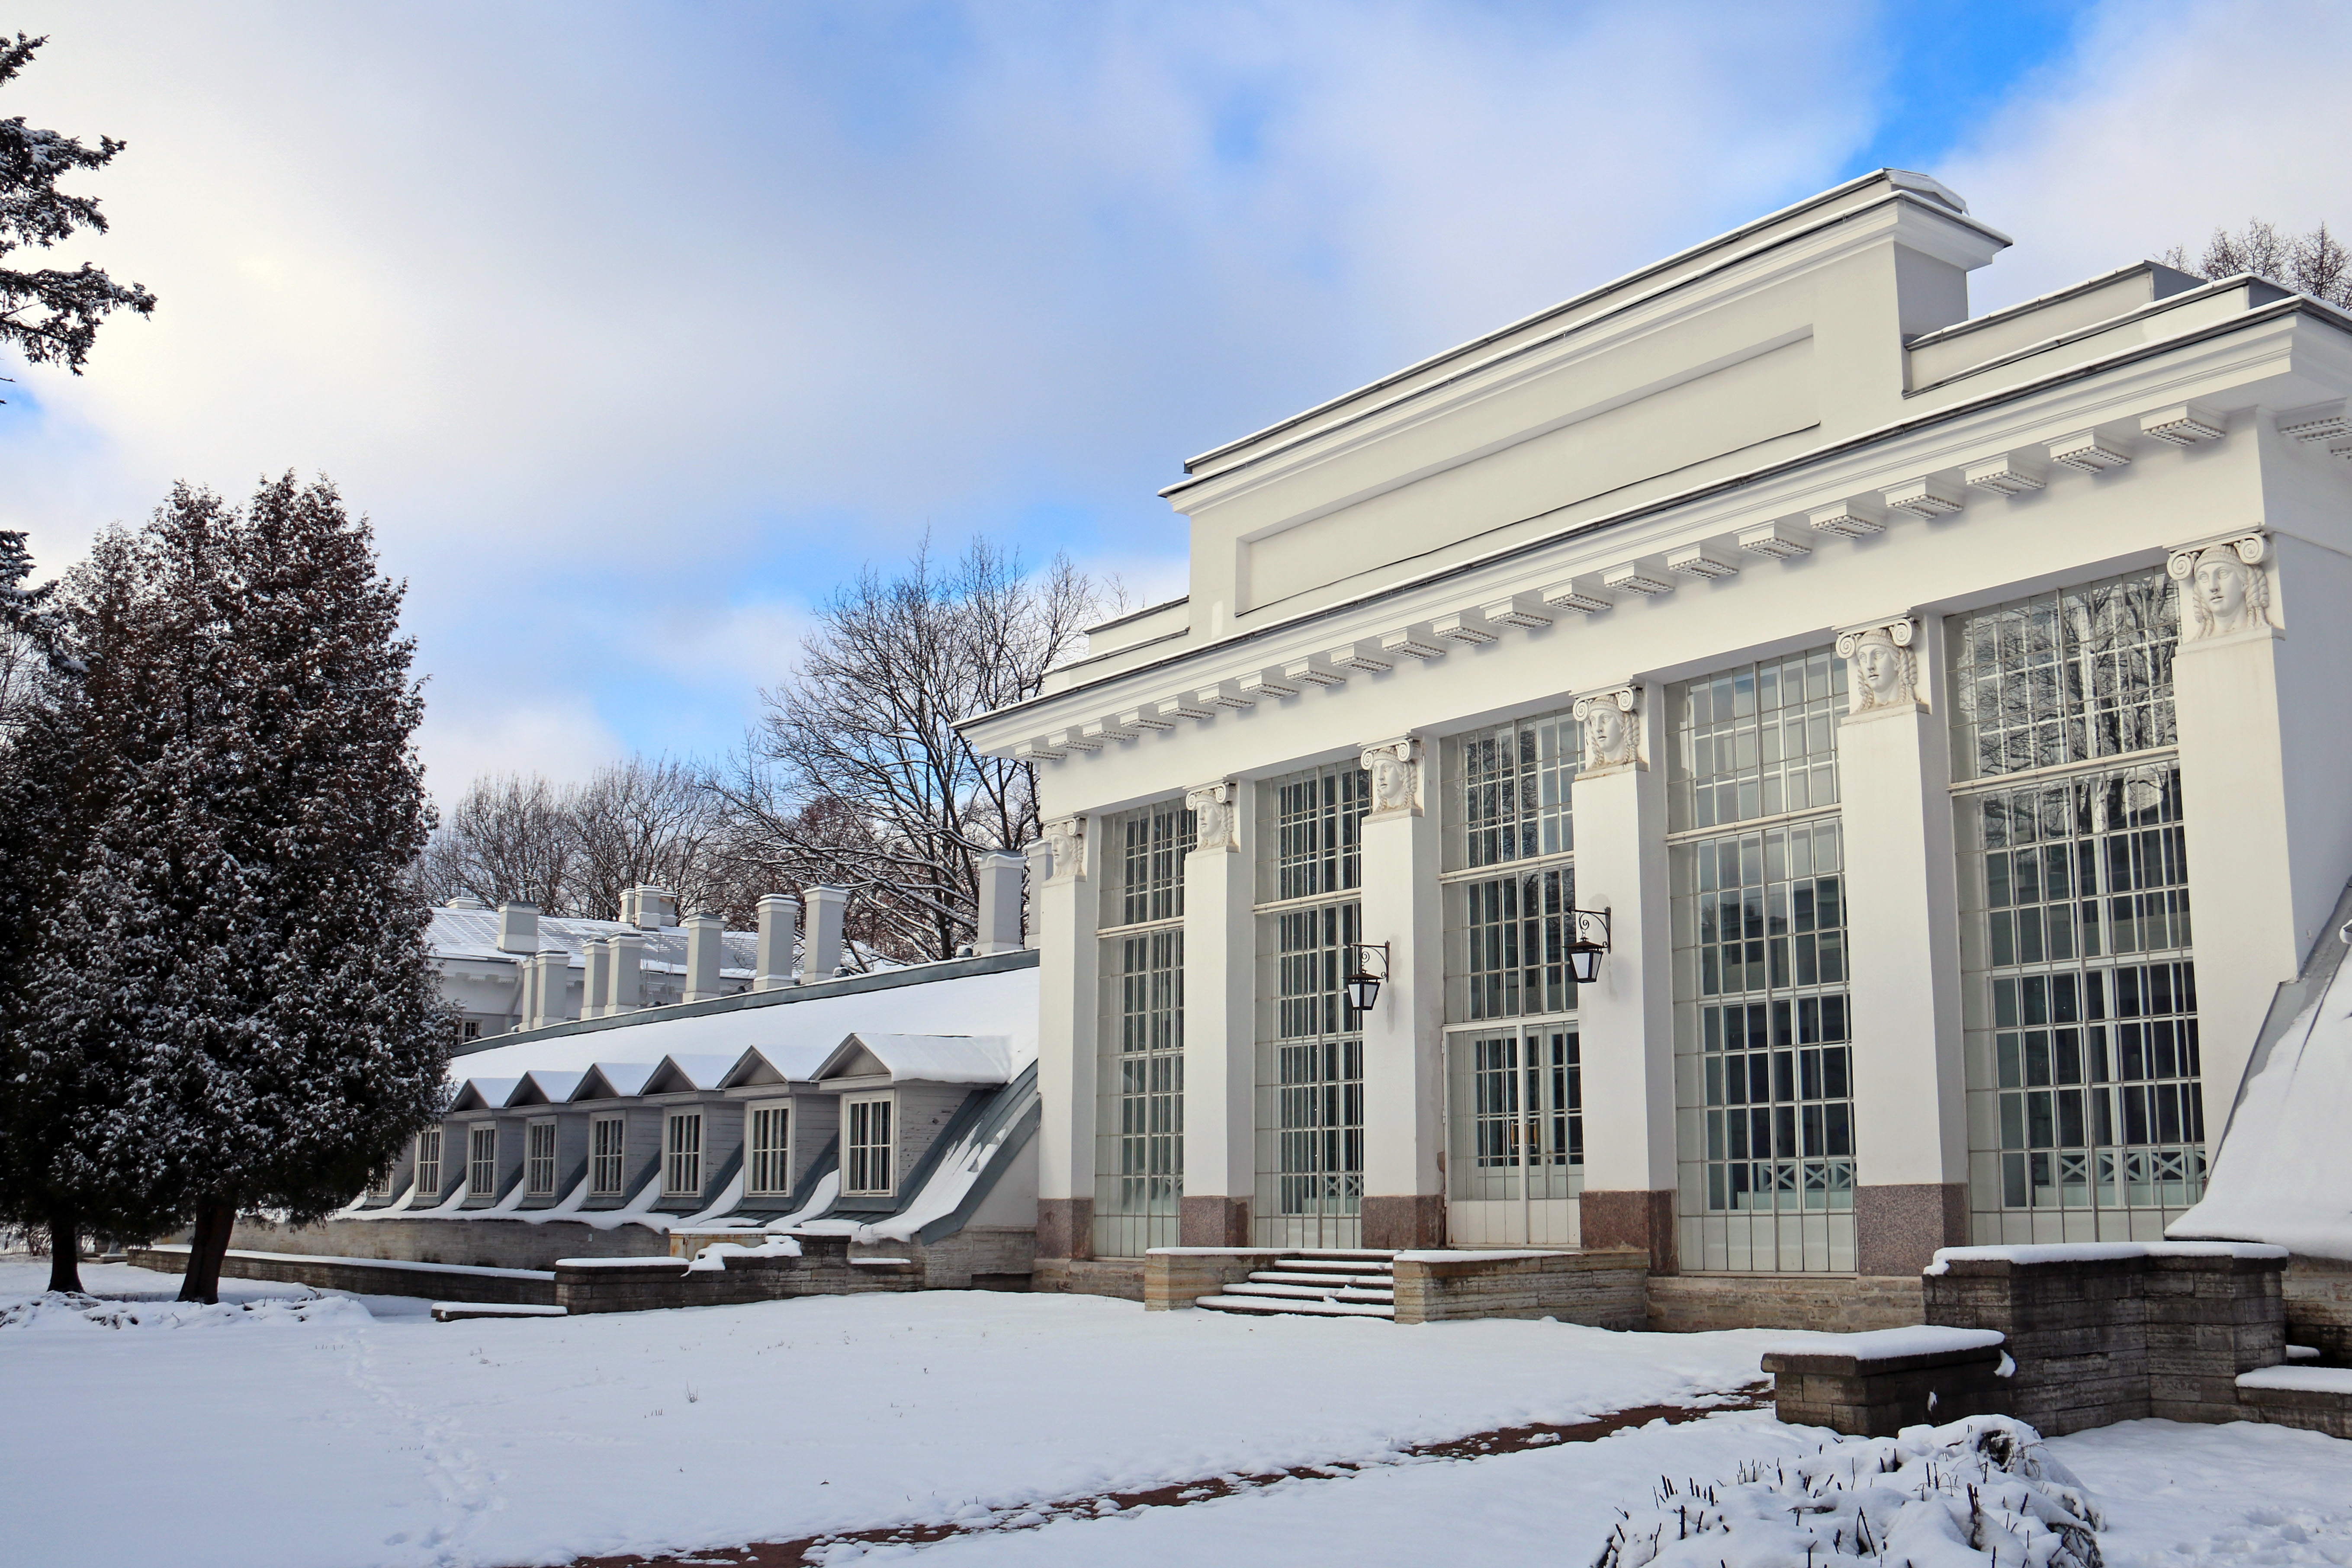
top-left (3, 1257), bottom-right (2348, 1568)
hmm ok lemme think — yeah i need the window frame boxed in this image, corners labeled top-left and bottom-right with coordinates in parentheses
top-left (525, 1117), bottom-right (558, 1196)
top-left (589, 1113), bottom-right (627, 1197)
top-left (466, 1124), bottom-right (498, 1199)
top-left (414, 1127), bottom-right (442, 1200)
top-left (662, 1109), bottom-right (704, 1197)
top-left (746, 1100), bottom-right (793, 1198)
top-left (842, 1092), bottom-right (897, 1197)
top-left (1093, 796), bottom-right (1194, 1258)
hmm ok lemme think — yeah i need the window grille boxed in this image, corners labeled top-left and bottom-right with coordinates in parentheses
top-left (1253, 761), bottom-right (1369, 1248)
top-left (1958, 761), bottom-right (2204, 1237)
top-left (467, 1125), bottom-right (497, 1198)
top-left (1669, 649), bottom-right (1853, 1273)
top-left (1094, 799), bottom-right (1192, 1258)
top-left (414, 1128), bottom-right (442, 1200)
top-left (525, 1120), bottom-right (557, 1195)
top-left (844, 1095), bottom-right (895, 1196)
top-left (590, 1115), bottom-right (626, 1195)
top-left (663, 1112), bottom-right (703, 1196)
top-left (1668, 649), bottom-right (1844, 832)
top-left (748, 1103), bottom-right (792, 1196)
top-left (1439, 708), bottom-right (1584, 1246)
top-left (1950, 570), bottom-right (2176, 781)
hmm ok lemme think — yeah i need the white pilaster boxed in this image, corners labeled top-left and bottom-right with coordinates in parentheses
top-left (1034, 820), bottom-right (1099, 1234)
top-left (1356, 738), bottom-right (1444, 1248)
top-left (1182, 780), bottom-right (1256, 1244)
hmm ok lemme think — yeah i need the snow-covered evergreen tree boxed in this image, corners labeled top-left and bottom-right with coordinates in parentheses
top-left (16, 476), bottom-right (451, 1302)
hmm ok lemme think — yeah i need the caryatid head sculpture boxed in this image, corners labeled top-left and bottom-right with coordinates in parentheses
top-left (1573, 687), bottom-right (1640, 771)
top-left (1836, 620), bottom-right (1918, 715)
top-left (1359, 739), bottom-right (1420, 817)
top-left (1185, 781), bottom-right (1237, 851)
top-left (2168, 535), bottom-right (2272, 640)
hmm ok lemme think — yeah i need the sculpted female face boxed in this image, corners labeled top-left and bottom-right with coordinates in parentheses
top-left (1585, 704), bottom-right (1626, 760)
top-left (1854, 636), bottom-right (1904, 704)
top-left (1370, 753), bottom-right (1406, 806)
top-left (2194, 554), bottom-right (2251, 631)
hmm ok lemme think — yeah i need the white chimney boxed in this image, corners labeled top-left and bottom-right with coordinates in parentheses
top-left (627, 885), bottom-right (676, 930)
top-left (755, 894), bottom-right (800, 992)
top-left (802, 885), bottom-right (848, 985)
top-left (582, 938), bottom-right (612, 1019)
top-left (496, 901), bottom-right (539, 954)
top-left (516, 954), bottom-right (540, 1030)
top-left (975, 852), bottom-right (1025, 955)
top-left (609, 932), bottom-right (647, 1013)
top-left (684, 913), bottom-right (724, 1003)
top-left (1023, 840), bottom-right (1052, 950)
top-left (531, 947), bottom-right (572, 1028)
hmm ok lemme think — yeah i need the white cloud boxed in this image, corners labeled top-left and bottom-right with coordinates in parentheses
top-left (1935, 0), bottom-right (2352, 310)
top-left (413, 697), bottom-right (624, 812)
top-left (0, 2), bottom-right (1902, 775)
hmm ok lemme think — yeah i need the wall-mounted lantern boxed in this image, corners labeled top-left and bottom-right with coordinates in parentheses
top-left (1344, 942), bottom-right (1391, 1013)
top-left (1566, 908), bottom-right (1613, 986)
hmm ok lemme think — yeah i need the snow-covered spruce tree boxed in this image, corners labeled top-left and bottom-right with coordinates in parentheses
top-left (0, 529), bottom-right (184, 1292)
top-left (21, 476), bottom-right (452, 1303)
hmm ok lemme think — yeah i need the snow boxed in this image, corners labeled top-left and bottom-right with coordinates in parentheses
top-left (821, 1032), bottom-right (1015, 1084)
top-left (2172, 941), bottom-right (2352, 1260)
top-left (1925, 1240), bottom-right (2289, 1273)
top-left (6, 1255), bottom-right (2351, 1568)
top-left (1758, 1326), bottom-right (2008, 1361)
top-left (2238, 1365), bottom-right (2352, 1394)
top-left (451, 964), bottom-right (1040, 1085)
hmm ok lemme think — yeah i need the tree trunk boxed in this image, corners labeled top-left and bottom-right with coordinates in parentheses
top-left (45, 1212), bottom-right (82, 1295)
top-left (177, 1200), bottom-right (236, 1305)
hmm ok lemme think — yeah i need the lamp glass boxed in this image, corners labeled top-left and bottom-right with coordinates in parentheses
top-left (1565, 943), bottom-right (1604, 986)
top-left (1345, 973), bottom-right (1381, 1012)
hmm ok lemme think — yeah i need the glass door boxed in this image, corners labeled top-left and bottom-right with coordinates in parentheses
top-left (1446, 1023), bottom-right (1581, 1247)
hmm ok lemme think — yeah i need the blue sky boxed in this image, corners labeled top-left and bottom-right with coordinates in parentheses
top-left (5, 0), bottom-right (2348, 800)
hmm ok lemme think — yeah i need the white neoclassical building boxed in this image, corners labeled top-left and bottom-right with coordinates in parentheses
top-left (965, 169), bottom-right (2352, 1312)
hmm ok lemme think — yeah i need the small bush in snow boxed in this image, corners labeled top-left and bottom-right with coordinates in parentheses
top-left (1592, 1415), bottom-right (2101, 1568)
top-left (0, 1290), bottom-right (371, 1331)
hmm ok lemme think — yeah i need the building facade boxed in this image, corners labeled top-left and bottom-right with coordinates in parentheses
top-left (965, 170), bottom-right (2352, 1303)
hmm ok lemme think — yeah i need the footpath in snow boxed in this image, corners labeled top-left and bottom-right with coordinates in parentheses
top-left (4, 1259), bottom-right (2350, 1568)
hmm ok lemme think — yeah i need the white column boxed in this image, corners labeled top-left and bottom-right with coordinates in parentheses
top-left (608, 932), bottom-right (646, 1014)
top-left (1034, 817), bottom-right (1100, 1261)
top-left (1182, 780), bottom-right (1256, 1246)
top-left (1569, 682), bottom-right (1678, 1271)
top-left (1356, 737), bottom-right (1446, 1249)
top-left (683, 913), bottom-right (725, 1003)
top-left (1835, 616), bottom-right (1969, 1273)
top-left (754, 894), bottom-right (799, 991)
top-left (974, 850), bottom-right (1026, 954)
top-left (532, 948), bottom-right (572, 1028)
top-left (581, 938), bottom-right (611, 1020)
top-left (801, 886), bottom-right (847, 984)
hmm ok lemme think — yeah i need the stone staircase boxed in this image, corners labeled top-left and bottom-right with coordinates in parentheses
top-left (1194, 1249), bottom-right (1398, 1319)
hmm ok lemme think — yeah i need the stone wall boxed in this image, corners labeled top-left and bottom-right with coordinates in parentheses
top-left (556, 1233), bottom-right (919, 1314)
top-left (1393, 1249), bottom-right (1647, 1327)
top-left (128, 1245), bottom-right (557, 1307)
top-left (1142, 1249), bottom-right (1286, 1310)
top-left (1763, 1338), bottom-right (2008, 1437)
top-left (666, 1225), bottom-right (1036, 1290)
top-left (230, 1213), bottom-right (665, 1270)
top-left (1646, 1273), bottom-right (1925, 1333)
top-left (2286, 1255), bottom-right (2352, 1363)
top-left (1032, 1257), bottom-right (1144, 1301)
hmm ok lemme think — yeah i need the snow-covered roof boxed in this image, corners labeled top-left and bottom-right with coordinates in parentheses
top-left (571, 1063), bottom-right (659, 1100)
top-left (717, 1044), bottom-right (832, 1089)
top-left (510, 1070), bottom-right (584, 1106)
top-left (448, 955), bottom-right (1039, 1087)
top-left (641, 1054), bottom-right (742, 1095)
top-left (447, 1078), bottom-right (520, 1112)
top-left (814, 1032), bottom-right (1014, 1086)
top-left (426, 906), bottom-right (763, 975)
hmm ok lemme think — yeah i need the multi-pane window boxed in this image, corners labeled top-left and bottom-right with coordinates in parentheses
top-left (663, 1112), bottom-right (703, 1196)
top-left (526, 1119), bottom-right (557, 1195)
top-left (1670, 650), bottom-right (1853, 1273)
top-left (1950, 571), bottom-right (2176, 781)
top-left (467, 1126), bottom-right (498, 1199)
top-left (1958, 756), bottom-right (2203, 1238)
top-left (414, 1128), bottom-right (442, 1200)
top-left (844, 1094), bottom-right (895, 1196)
top-left (1255, 762), bottom-right (1368, 1247)
top-left (1095, 800), bottom-right (1193, 1258)
top-left (1441, 710), bottom-right (1585, 1246)
top-left (1668, 649), bottom-right (1844, 832)
top-left (1952, 570), bottom-right (2201, 1243)
top-left (590, 1115), bottom-right (626, 1195)
top-left (366, 1163), bottom-right (395, 1199)
top-left (748, 1103), bottom-right (792, 1196)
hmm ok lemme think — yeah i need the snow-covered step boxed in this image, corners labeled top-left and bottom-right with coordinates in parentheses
top-left (1221, 1281), bottom-right (1394, 1304)
top-left (1264, 1259), bottom-right (1392, 1277)
top-left (1195, 1294), bottom-right (1397, 1318)
top-left (1247, 1269), bottom-right (1388, 1288)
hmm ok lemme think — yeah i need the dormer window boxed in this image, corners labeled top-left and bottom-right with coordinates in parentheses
top-left (844, 1093), bottom-right (895, 1196)
top-left (415, 1128), bottom-right (442, 1198)
top-left (748, 1102), bottom-right (792, 1196)
top-left (664, 1111), bottom-right (704, 1196)
top-left (526, 1119), bottom-right (557, 1195)
top-left (590, 1115), bottom-right (626, 1195)
top-left (467, 1126), bottom-right (497, 1198)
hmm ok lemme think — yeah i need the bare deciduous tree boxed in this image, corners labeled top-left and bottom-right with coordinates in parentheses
top-left (2163, 218), bottom-right (2351, 309)
top-left (717, 538), bottom-right (1098, 964)
top-left (417, 774), bottom-right (572, 912)
top-left (567, 755), bottom-right (730, 922)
